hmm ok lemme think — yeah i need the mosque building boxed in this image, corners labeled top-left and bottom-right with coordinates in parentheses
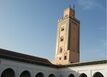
top-left (0, 7), bottom-right (107, 77)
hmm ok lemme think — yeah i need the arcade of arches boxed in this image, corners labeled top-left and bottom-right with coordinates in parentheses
top-left (1, 68), bottom-right (55, 77)
top-left (68, 72), bottom-right (104, 77)
top-left (1, 68), bottom-right (104, 77)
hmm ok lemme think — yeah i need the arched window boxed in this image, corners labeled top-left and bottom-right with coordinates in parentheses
top-left (59, 47), bottom-right (63, 53)
top-left (61, 27), bottom-right (64, 31)
top-left (68, 73), bottom-right (75, 77)
top-left (36, 72), bottom-right (44, 77)
top-left (93, 72), bottom-right (104, 77)
top-left (79, 73), bottom-right (87, 77)
top-left (1, 68), bottom-right (15, 77)
top-left (64, 52), bottom-right (67, 60)
top-left (64, 56), bottom-right (67, 60)
top-left (20, 71), bottom-right (31, 77)
top-left (48, 74), bottom-right (55, 77)
top-left (60, 36), bottom-right (64, 42)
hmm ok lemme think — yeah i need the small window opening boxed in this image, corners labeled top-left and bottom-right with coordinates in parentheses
top-left (60, 37), bottom-right (64, 41)
top-left (59, 48), bottom-right (62, 53)
top-left (61, 27), bottom-right (64, 31)
top-left (59, 57), bottom-right (61, 60)
top-left (64, 56), bottom-right (67, 60)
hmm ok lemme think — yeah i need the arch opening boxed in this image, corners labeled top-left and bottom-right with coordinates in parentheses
top-left (36, 72), bottom-right (44, 77)
top-left (93, 72), bottom-right (104, 77)
top-left (48, 74), bottom-right (55, 77)
top-left (1, 68), bottom-right (15, 77)
top-left (79, 73), bottom-right (87, 77)
top-left (68, 73), bottom-right (75, 77)
top-left (20, 71), bottom-right (31, 77)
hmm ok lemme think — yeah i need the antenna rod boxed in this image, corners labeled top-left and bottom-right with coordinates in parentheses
top-left (73, 3), bottom-right (75, 10)
top-left (67, 0), bottom-right (71, 8)
top-left (67, 0), bottom-right (76, 8)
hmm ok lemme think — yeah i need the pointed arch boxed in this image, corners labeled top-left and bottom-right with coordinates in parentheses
top-left (68, 73), bottom-right (75, 77)
top-left (1, 68), bottom-right (15, 77)
top-left (79, 73), bottom-right (87, 77)
top-left (93, 72), bottom-right (104, 77)
top-left (20, 71), bottom-right (31, 77)
top-left (48, 74), bottom-right (55, 77)
top-left (36, 72), bottom-right (44, 77)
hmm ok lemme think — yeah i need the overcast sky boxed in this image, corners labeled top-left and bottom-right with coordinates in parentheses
top-left (0, 0), bottom-right (106, 62)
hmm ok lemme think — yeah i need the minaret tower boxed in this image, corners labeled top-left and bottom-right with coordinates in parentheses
top-left (54, 7), bottom-right (80, 65)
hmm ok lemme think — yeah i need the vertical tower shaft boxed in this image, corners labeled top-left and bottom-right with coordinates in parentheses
top-left (54, 7), bottom-right (80, 65)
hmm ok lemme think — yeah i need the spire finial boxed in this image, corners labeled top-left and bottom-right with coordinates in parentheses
top-left (73, 3), bottom-right (75, 10)
top-left (69, 4), bottom-right (71, 8)
top-left (66, 0), bottom-right (76, 9)
top-left (66, 0), bottom-right (71, 8)
top-left (73, 3), bottom-right (75, 17)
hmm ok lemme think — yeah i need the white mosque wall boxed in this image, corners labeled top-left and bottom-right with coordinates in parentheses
top-left (0, 58), bottom-right (107, 77)
top-left (58, 63), bottom-right (107, 77)
top-left (0, 58), bottom-right (58, 77)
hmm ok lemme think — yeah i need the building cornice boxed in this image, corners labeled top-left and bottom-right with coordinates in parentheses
top-left (0, 48), bottom-right (106, 68)
top-left (57, 60), bottom-right (107, 68)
